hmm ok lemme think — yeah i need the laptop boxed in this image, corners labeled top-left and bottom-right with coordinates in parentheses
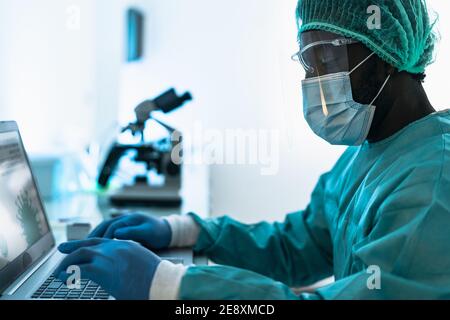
top-left (0, 121), bottom-right (193, 300)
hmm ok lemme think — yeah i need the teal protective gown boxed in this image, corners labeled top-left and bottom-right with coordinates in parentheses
top-left (179, 110), bottom-right (450, 300)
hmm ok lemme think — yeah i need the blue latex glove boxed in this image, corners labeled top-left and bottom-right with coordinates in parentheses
top-left (53, 238), bottom-right (162, 300)
top-left (88, 213), bottom-right (172, 250)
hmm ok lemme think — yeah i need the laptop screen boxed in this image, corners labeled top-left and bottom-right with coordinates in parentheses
top-left (0, 130), bottom-right (50, 272)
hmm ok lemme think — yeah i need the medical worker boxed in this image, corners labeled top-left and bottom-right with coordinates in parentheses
top-left (55, 0), bottom-right (450, 300)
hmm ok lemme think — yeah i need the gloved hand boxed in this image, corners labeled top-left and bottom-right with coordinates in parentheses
top-left (88, 213), bottom-right (172, 250)
top-left (53, 238), bottom-right (162, 300)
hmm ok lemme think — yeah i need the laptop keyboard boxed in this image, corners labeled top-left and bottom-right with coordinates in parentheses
top-left (30, 257), bottom-right (183, 299)
top-left (31, 275), bottom-right (110, 300)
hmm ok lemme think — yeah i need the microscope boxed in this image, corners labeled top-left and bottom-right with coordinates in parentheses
top-left (97, 88), bottom-right (192, 207)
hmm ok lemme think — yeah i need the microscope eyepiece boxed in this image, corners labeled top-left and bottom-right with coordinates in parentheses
top-left (154, 88), bottom-right (193, 113)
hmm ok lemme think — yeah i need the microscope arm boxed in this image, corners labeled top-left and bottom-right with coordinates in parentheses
top-left (135, 100), bottom-right (158, 124)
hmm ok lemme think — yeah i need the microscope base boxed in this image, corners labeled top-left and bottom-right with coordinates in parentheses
top-left (108, 185), bottom-right (182, 208)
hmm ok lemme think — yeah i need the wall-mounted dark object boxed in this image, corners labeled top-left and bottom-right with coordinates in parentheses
top-left (126, 8), bottom-right (145, 62)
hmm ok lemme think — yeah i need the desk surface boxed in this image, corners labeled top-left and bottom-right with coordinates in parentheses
top-left (44, 192), bottom-right (182, 241)
top-left (43, 191), bottom-right (208, 265)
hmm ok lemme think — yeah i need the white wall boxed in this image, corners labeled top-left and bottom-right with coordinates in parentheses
top-left (424, 0), bottom-right (450, 110)
top-left (0, 5), bottom-right (7, 115)
top-left (0, 0), bottom-right (122, 154)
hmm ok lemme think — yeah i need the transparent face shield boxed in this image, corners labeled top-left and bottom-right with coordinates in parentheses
top-left (292, 30), bottom-right (362, 78)
top-left (292, 31), bottom-right (378, 117)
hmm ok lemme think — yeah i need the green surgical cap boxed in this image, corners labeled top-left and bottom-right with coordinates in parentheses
top-left (296, 0), bottom-right (438, 74)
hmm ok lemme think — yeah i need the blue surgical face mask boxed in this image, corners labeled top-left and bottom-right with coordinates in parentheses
top-left (301, 53), bottom-right (391, 146)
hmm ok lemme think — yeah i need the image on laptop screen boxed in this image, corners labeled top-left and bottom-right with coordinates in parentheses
top-left (0, 131), bottom-right (49, 271)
